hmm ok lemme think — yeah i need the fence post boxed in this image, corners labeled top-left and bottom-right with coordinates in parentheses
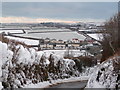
top-left (38, 39), bottom-right (41, 50)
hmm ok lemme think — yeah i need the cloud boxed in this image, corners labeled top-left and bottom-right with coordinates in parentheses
top-left (2, 2), bottom-right (117, 20)
top-left (0, 16), bottom-right (105, 23)
top-left (0, 17), bottom-right (78, 23)
top-left (2, 0), bottom-right (120, 2)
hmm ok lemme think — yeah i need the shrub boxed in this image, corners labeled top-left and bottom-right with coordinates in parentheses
top-left (64, 56), bottom-right (97, 72)
top-left (101, 13), bottom-right (120, 62)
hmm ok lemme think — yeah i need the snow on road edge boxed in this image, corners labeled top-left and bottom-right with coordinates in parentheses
top-left (23, 76), bottom-right (89, 88)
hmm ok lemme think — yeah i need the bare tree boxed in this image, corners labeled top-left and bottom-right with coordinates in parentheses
top-left (101, 13), bottom-right (120, 62)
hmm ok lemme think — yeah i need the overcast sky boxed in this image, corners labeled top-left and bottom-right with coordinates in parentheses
top-left (1, 2), bottom-right (118, 23)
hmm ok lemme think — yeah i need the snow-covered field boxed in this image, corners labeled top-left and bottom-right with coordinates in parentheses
top-left (14, 31), bottom-right (86, 41)
top-left (87, 34), bottom-right (103, 41)
top-left (5, 36), bottom-right (39, 45)
top-left (0, 30), bottom-right (24, 34)
top-left (25, 28), bottom-right (71, 32)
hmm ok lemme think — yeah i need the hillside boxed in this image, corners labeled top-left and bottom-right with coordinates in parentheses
top-left (86, 54), bottom-right (120, 89)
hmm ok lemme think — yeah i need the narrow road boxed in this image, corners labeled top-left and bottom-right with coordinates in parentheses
top-left (44, 80), bottom-right (87, 90)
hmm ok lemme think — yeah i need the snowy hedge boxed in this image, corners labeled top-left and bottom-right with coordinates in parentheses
top-left (0, 41), bottom-right (80, 88)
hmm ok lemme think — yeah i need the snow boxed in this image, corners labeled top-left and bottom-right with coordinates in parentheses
top-left (5, 36), bottom-right (39, 45)
top-left (0, 41), bottom-right (13, 67)
top-left (87, 34), bottom-right (103, 41)
top-left (1, 40), bottom-right (88, 88)
top-left (0, 38), bottom-right (95, 89)
top-left (24, 81), bottom-right (50, 88)
top-left (86, 56), bottom-right (120, 88)
top-left (63, 59), bottom-right (75, 68)
top-left (15, 45), bottom-right (37, 64)
top-left (23, 65), bottom-right (93, 88)
top-left (0, 83), bottom-right (3, 90)
top-left (38, 49), bottom-right (93, 58)
top-left (26, 28), bottom-right (71, 33)
top-left (24, 76), bottom-right (89, 88)
top-left (81, 66), bottom-right (96, 77)
top-left (15, 31), bottom-right (86, 41)
top-left (0, 30), bottom-right (23, 34)
top-left (0, 41), bottom-right (7, 89)
top-left (1, 43), bottom-right (13, 65)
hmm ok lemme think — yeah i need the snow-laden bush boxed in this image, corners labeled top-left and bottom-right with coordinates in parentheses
top-left (0, 41), bottom-right (80, 88)
top-left (86, 56), bottom-right (120, 89)
top-left (80, 66), bottom-right (96, 77)
top-left (15, 45), bottom-right (37, 64)
top-left (0, 42), bottom-right (3, 89)
top-left (47, 53), bottom-right (79, 80)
